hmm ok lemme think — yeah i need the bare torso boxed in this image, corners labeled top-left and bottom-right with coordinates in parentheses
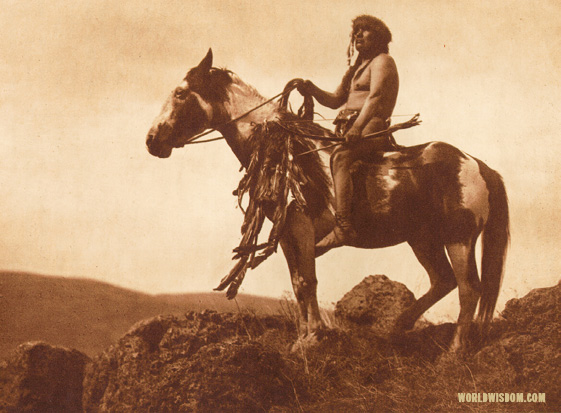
top-left (345, 53), bottom-right (399, 134)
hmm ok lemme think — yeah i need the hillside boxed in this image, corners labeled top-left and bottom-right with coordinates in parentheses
top-left (0, 277), bottom-right (559, 411)
top-left (0, 271), bottom-right (283, 359)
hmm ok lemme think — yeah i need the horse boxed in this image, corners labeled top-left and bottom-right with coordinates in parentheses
top-left (146, 49), bottom-right (509, 351)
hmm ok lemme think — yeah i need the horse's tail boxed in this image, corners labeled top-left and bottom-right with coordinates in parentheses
top-left (476, 160), bottom-right (510, 325)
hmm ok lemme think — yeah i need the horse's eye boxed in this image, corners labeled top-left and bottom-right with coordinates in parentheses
top-left (174, 88), bottom-right (187, 99)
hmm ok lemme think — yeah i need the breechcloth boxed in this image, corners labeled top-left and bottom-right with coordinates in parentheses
top-left (333, 109), bottom-right (397, 161)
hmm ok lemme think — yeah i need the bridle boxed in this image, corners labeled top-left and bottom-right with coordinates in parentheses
top-left (179, 79), bottom-right (421, 156)
top-left (180, 82), bottom-right (299, 147)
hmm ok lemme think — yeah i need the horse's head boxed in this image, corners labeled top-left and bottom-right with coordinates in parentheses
top-left (146, 49), bottom-right (230, 158)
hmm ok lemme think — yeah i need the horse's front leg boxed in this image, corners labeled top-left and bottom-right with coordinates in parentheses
top-left (279, 204), bottom-right (324, 337)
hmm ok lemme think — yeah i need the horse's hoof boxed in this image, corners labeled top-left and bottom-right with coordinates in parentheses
top-left (393, 315), bottom-right (416, 333)
top-left (290, 332), bottom-right (319, 353)
top-left (388, 329), bottom-right (405, 344)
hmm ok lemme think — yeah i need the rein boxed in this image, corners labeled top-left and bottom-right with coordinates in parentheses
top-left (183, 79), bottom-right (421, 158)
top-left (212, 80), bottom-right (420, 298)
top-left (182, 86), bottom-right (298, 146)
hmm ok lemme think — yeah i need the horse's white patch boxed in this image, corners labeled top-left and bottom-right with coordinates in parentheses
top-left (225, 82), bottom-right (277, 123)
top-left (152, 96), bottom-right (173, 128)
top-left (420, 142), bottom-right (441, 163)
top-left (223, 83), bottom-right (278, 145)
top-left (382, 150), bottom-right (398, 159)
top-left (192, 91), bottom-right (214, 123)
top-left (371, 167), bottom-right (398, 213)
top-left (318, 150), bottom-right (335, 205)
top-left (382, 168), bottom-right (399, 191)
top-left (458, 156), bottom-right (490, 226)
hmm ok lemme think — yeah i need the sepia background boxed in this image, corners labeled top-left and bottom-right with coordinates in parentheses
top-left (1, 0), bottom-right (560, 322)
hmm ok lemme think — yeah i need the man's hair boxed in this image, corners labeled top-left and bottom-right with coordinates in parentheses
top-left (350, 15), bottom-right (392, 55)
top-left (342, 15), bottom-right (393, 92)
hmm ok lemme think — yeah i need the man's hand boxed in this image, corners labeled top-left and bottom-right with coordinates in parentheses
top-left (295, 79), bottom-right (315, 97)
top-left (344, 126), bottom-right (362, 143)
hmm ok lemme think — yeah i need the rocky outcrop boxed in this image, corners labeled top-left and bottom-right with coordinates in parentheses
top-left (0, 342), bottom-right (90, 412)
top-left (82, 311), bottom-right (297, 412)
top-left (472, 280), bottom-right (561, 403)
top-left (1, 279), bottom-right (560, 411)
top-left (335, 275), bottom-right (416, 334)
top-left (501, 279), bottom-right (561, 335)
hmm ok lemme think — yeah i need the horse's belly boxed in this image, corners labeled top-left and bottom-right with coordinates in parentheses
top-left (351, 164), bottom-right (418, 247)
top-left (353, 214), bottom-right (408, 248)
top-left (352, 197), bottom-right (412, 247)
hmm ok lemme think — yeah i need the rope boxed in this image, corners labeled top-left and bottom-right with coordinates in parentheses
top-left (183, 87), bottom-right (297, 146)
top-left (180, 77), bottom-right (419, 148)
top-left (277, 118), bottom-right (338, 122)
top-left (184, 136), bottom-right (225, 144)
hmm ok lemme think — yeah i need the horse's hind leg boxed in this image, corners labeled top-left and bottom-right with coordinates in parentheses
top-left (394, 238), bottom-right (457, 333)
top-left (446, 240), bottom-right (481, 351)
top-left (279, 206), bottom-right (323, 337)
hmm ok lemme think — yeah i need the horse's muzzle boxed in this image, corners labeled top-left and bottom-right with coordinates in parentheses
top-left (146, 132), bottom-right (173, 158)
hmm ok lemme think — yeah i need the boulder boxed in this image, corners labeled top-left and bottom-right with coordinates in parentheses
top-left (0, 342), bottom-right (90, 412)
top-left (335, 275), bottom-right (416, 335)
top-left (487, 280), bottom-right (561, 404)
top-left (82, 311), bottom-right (297, 412)
top-left (501, 279), bottom-right (561, 335)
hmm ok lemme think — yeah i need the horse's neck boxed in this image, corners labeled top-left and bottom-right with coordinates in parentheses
top-left (218, 80), bottom-right (279, 166)
top-left (217, 76), bottom-right (335, 211)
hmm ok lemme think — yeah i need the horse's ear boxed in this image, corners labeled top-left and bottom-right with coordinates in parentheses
top-left (196, 48), bottom-right (213, 74)
top-left (185, 48), bottom-right (214, 90)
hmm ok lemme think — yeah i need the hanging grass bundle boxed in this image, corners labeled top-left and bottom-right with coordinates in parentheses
top-left (215, 114), bottom-right (334, 298)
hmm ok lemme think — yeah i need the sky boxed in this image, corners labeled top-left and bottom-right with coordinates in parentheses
top-left (1, 0), bottom-right (560, 321)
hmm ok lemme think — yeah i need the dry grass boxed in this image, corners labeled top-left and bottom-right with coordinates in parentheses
top-left (3, 273), bottom-right (559, 411)
top-left (232, 293), bottom-right (559, 412)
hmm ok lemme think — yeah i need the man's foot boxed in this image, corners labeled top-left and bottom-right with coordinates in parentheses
top-left (315, 225), bottom-right (358, 252)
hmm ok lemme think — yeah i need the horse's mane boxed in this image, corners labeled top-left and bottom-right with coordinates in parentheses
top-left (188, 67), bottom-right (237, 102)
top-left (226, 70), bottom-right (267, 102)
top-left (206, 68), bottom-right (267, 104)
top-left (215, 110), bottom-right (336, 298)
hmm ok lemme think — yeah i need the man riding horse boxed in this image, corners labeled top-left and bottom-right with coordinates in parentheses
top-left (146, 20), bottom-right (509, 351)
top-left (297, 15), bottom-right (399, 250)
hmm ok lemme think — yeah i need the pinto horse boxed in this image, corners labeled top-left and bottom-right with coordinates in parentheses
top-left (146, 49), bottom-right (509, 351)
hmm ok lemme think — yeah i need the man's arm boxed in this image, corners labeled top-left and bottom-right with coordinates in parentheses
top-left (297, 79), bottom-right (348, 109)
top-left (346, 55), bottom-right (398, 142)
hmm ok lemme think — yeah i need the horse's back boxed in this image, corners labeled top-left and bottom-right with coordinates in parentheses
top-left (352, 141), bottom-right (493, 245)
